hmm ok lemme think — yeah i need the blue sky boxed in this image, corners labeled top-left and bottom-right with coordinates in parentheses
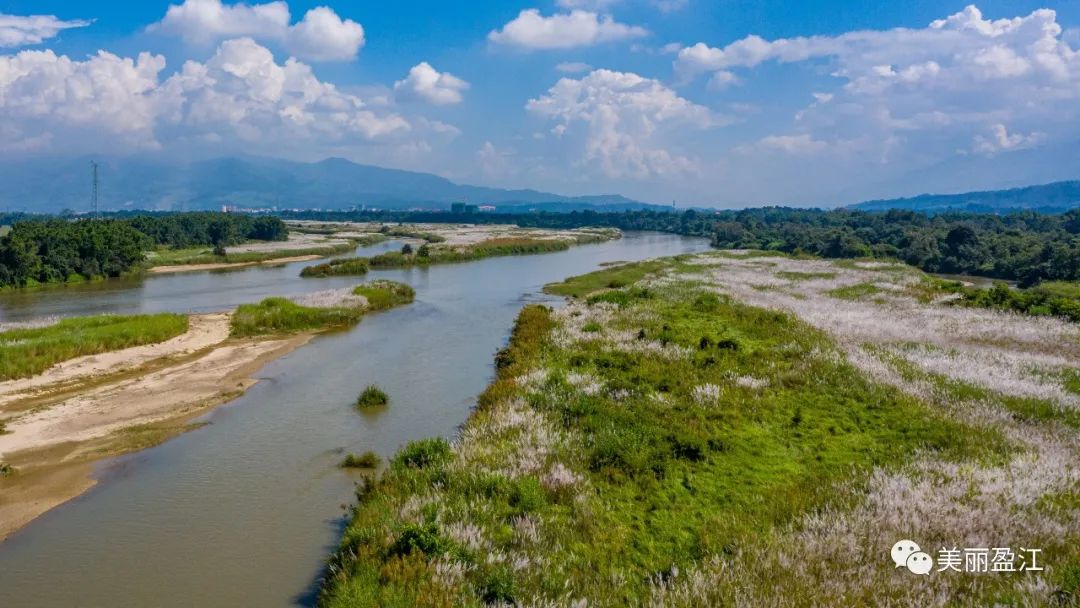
top-left (2, 1), bottom-right (1079, 206)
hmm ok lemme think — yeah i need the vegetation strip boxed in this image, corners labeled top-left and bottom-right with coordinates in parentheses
top-left (0, 314), bottom-right (189, 381)
top-left (230, 281), bottom-right (415, 337)
top-left (317, 255), bottom-right (1041, 607)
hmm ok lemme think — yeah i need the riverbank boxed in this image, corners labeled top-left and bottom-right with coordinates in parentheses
top-left (0, 313), bottom-right (312, 540)
top-left (321, 252), bottom-right (1079, 606)
top-left (0, 281), bottom-right (416, 541)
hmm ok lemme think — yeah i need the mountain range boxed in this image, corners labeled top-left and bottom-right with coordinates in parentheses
top-left (0, 156), bottom-right (658, 213)
top-left (1, 155), bottom-right (1077, 215)
top-left (848, 180), bottom-right (1080, 213)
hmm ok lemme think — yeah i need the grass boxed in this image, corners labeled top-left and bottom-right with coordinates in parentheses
top-left (148, 242), bottom-right (356, 267)
top-left (320, 260), bottom-right (1003, 607)
top-left (542, 259), bottom-right (667, 298)
top-left (0, 462), bottom-right (13, 476)
top-left (826, 281), bottom-right (884, 300)
top-left (775, 270), bottom-right (838, 281)
top-left (301, 258), bottom-right (370, 278)
top-left (342, 451), bottom-right (381, 469)
top-left (352, 281), bottom-right (415, 311)
top-left (356, 385), bottom-right (389, 409)
top-left (0, 313), bottom-right (189, 380)
top-left (382, 227), bottom-right (447, 243)
top-left (230, 298), bottom-right (366, 337)
top-left (363, 237), bottom-right (577, 269)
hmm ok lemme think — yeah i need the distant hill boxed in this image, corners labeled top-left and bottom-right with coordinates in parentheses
top-left (849, 180), bottom-right (1080, 213)
top-left (0, 156), bottom-right (656, 213)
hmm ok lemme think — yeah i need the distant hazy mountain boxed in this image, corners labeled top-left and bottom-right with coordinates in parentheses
top-left (849, 180), bottom-right (1080, 213)
top-left (0, 156), bottom-right (652, 213)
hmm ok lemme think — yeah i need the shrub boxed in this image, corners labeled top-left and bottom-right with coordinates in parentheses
top-left (356, 385), bottom-right (389, 408)
top-left (0, 462), bottom-right (13, 477)
top-left (477, 565), bottom-right (516, 604)
top-left (401, 243), bottom-right (414, 255)
top-left (341, 451), bottom-right (380, 469)
top-left (393, 438), bottom-right (452, 469)
top-left (388, 522), bottom-right (450, 558)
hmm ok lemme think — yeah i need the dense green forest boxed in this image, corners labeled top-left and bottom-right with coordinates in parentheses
top-left (285, 208), bottom-right (1080, 286)
top-left (0, 213), bottom-right (288, 288)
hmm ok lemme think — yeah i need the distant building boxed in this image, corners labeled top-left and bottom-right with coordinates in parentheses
top-left (478, 205), bottom-right (496, 212)
top-left (450, 202), bottom-right (467, 213)
top-left (464, 204), bottom-right (479, 214)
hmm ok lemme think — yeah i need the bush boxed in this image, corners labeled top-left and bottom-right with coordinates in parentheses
top-left (341, 451), bottom-right (380, 469)
top-left (0, 462), bottom-right (13, 477)
top-left (393, 438), bottom-right (452, 469)
top-left (356, 385), bottom-right (389, 408)
top-left (388, 522), bottom-right (449, 558)
top-left (401, 243), bottom-right (414, 255)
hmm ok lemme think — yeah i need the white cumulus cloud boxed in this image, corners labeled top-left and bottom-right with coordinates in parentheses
top-left (489, 9), bottom-right (647, 50)
top-left (0, 12), bottom-right (91, 48)
top-left (394, 62), bottom-right (469, 105)
top-left (0, 38), bottom-right (409, 155)
top-left (151, 0), bottom-right (364, 61)
top-left (526, 69), bottom-right (719, 178)
top-left (676, 4), bottom-right (1078, 170)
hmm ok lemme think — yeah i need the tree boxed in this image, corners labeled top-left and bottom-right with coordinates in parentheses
top-left (401, 243), bottom-right (414, 255)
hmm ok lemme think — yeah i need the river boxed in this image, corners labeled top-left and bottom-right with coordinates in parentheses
top-left (0, 231), bottom-right (709, 608)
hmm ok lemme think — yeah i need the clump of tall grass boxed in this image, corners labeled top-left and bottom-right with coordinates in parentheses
top-left (300, 258), bottom-right (369, 278)
top-left (0, 462), bottom-right (14, 477)
top-left (0, 313), bottom-right (189, 380)
top-left (229, 297), bottom-right (364, 337)
top-left (341, 451), bottom-right (380, 469)
top-left (356, 384), bottom-right (389, 408)
top-left (352, 280), bottom-right (415, 310)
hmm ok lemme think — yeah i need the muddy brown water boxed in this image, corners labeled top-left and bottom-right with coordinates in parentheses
top-left (0, 232), bottom-right (709, 608)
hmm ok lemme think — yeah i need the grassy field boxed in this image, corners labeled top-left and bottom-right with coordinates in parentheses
top-left (148, 242), bottom-right (357, 267)
top-left (316, 252), bottom-right (1069, 607)
top-left (0, 314), bottom-right (189, 380)
top-left (230, 280), bottom-right (415, 337)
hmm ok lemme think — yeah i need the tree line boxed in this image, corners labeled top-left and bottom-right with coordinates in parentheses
top-left (283, 207), bottom-right (1080, 286)
top-left (0, 213), bottom-right (287, 288)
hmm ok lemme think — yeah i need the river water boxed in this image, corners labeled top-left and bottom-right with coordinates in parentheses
top-left (0, 232), bottom-right (709, 608)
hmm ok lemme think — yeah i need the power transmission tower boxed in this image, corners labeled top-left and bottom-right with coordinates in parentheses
top-left (90, 161), bottom-right (100, 218)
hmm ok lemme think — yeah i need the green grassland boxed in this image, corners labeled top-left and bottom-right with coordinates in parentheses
top-left (319, 260), bottom-right (1005, 607)
top-left (230, 281), bottom-right (415, 337)
top-left (0, 314), bottom-right (189, 381)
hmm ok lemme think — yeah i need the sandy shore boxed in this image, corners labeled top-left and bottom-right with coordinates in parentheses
top-left (0, 313), bottom-right (312, 541)
top-left (147, 254), bottom-right (322, 275)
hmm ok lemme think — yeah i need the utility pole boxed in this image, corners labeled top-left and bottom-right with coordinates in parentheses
top-left (90, 160), bottom-right (100, 218)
